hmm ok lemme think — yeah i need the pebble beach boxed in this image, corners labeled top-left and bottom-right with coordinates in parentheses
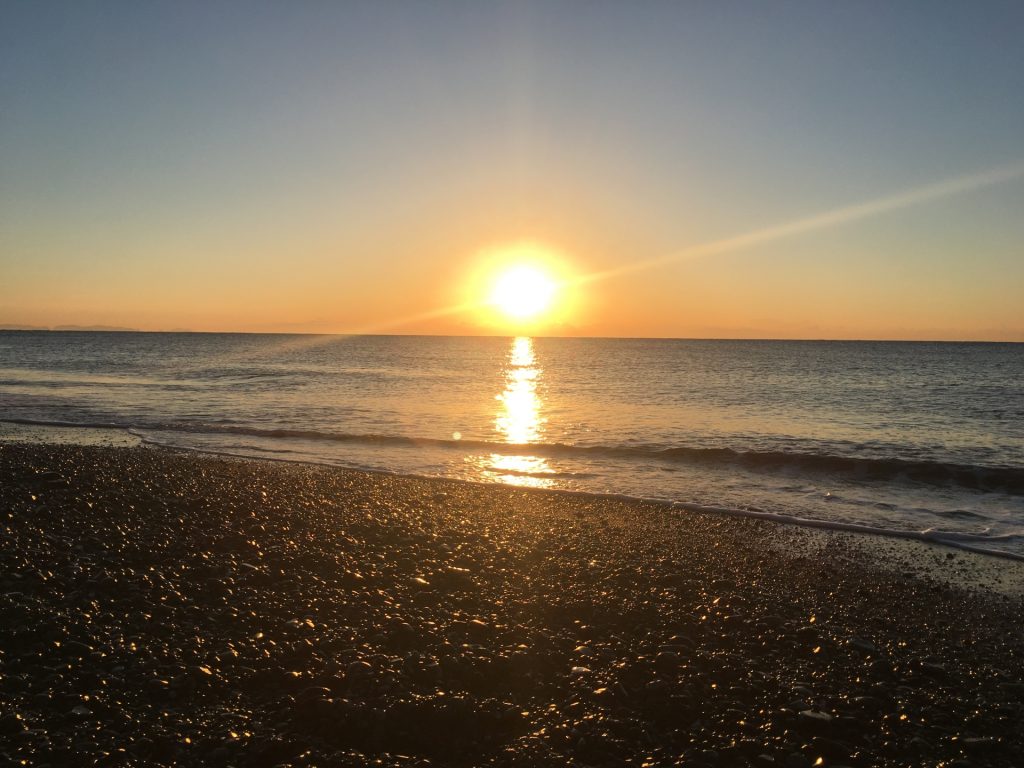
top-left (2, 441), bottom-right (1023, 767)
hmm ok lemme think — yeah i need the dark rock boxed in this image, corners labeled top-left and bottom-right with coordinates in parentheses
top-left (962, 736), bottom-right (999, 751)
top-left (797, 710), bottom-right (833, 730)
top-left (848, 636), bottom-right (878, 655)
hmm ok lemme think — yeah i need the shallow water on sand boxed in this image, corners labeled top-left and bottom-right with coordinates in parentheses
top-left (1, 331), bottom-right (1022, 555)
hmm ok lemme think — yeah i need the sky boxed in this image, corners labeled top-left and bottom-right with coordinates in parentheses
top-left (1, 1), bottom-right (1023, 340)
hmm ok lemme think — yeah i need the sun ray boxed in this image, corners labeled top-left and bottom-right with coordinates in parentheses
top-left (571, 161), bottom-right (1024, 289)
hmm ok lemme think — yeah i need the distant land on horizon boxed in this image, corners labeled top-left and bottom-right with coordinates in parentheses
top-left (0, 324), bottom-right (142, 332)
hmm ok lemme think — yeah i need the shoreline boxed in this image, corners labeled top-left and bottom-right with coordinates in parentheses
top-left (2, 440), bottom-right (1023, 766)
top-left (4, 420), bottom-right (1023, 570)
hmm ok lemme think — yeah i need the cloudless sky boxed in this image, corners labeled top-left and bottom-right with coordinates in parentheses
top-left (2, 1), bottom-right (1023, 339)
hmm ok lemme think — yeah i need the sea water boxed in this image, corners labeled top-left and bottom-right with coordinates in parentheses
top-left (1, 331), bottom-right (1022, 557)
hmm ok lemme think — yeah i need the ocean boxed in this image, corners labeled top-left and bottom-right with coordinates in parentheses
top-left (1, 331), bottom-right (1022, 557)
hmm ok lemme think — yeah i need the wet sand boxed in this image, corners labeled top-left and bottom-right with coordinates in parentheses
top-left (1, 441), bottom-right (1022, 767)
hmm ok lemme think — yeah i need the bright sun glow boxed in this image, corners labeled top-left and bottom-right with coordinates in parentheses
top-left (489, 265), bottom-right (558, 320)
top-left (466, 241), bottom-right (575, 330)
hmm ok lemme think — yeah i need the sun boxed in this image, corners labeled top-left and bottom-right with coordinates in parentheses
top-left (465, 241), bottom-right (576, 329)
top-left (489, 264), bottom-right (558, 320)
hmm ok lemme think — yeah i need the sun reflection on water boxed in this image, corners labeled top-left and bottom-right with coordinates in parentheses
top-left (486, 337), bottom-right (554, 488)
top-left (496, 337), bottom-right (544, 444)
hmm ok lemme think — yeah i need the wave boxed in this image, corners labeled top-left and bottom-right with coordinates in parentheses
top-left (665, 501), bottom-right (1024, 562)
top-left (656, 446), bottom-right (1024, 494)
top-left (4, 416), bottom-right (1023, 495)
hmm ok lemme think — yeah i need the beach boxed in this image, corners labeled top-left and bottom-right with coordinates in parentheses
top-left (2, 440), bottom-right (1022, 767)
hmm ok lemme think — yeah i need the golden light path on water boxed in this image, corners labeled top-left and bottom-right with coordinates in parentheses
top-left (480, 336), bottom-right (555, 488)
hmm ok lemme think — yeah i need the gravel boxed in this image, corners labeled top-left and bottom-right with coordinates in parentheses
top-left (1, 442), bottom-right (1022, 767)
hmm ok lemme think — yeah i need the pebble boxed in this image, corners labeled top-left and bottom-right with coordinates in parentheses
top-left (0, 442), bottom-right (1021, 768)
top-left (848, 636), bottom-right (879, 654)
top-left (797, 709), bottom-right (833, 729)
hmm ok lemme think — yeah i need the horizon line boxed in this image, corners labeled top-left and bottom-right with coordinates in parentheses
top-left (1, 326), bottom-right (1021, 344)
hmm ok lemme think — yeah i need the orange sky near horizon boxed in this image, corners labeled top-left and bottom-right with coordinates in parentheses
top-left (6, 228), bottom-right (1021, 342)
top-left (5, 177), bottom-right (1022, 342)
